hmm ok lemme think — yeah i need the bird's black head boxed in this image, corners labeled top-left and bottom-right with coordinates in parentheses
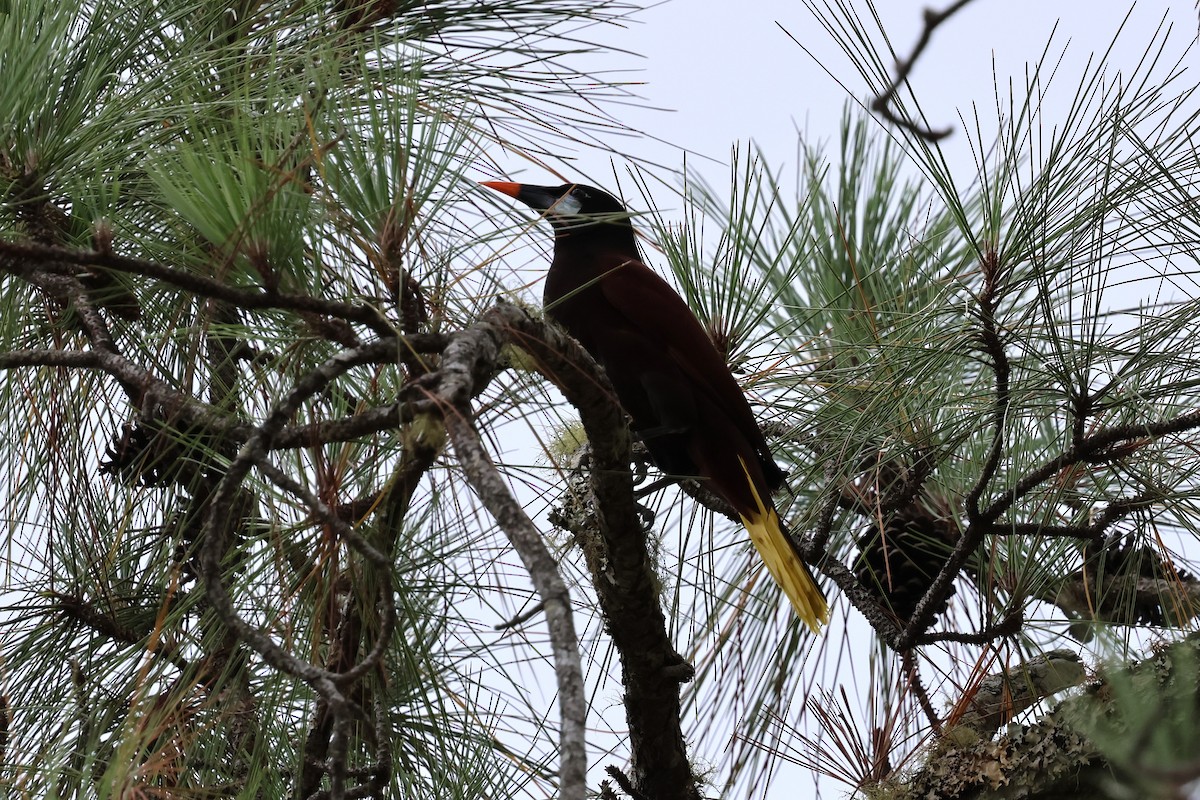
top-left (481, 181), bottom-right (633, 234)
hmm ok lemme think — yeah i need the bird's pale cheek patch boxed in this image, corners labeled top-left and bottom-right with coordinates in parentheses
top-left (550, 194), bottom-right (582, 216)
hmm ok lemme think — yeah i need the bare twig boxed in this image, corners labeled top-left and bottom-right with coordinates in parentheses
top-left (50, 592), bottom-right (191, 674)
top-left (981, 414), bottom-right (1200, 524)
top-left (902, 649), bottom-right (942, 733)
top-left (917, 609), bottom-right (1022, 646)
top-left (0, 695), bottom-right (7, 772)
top-left (0, 336), bottom-right (448, 456)
top-left (196, 339), bottom-right (402, 665)
top-left (494, 601), bottom-right (546, 631)
top-left (990, 492), bottom-right (1159, 541)
top-left (965, 251), bottom-right (1009, 528)
top-left (804, 460), bottom-right (844, 561)
top-left (603, 765), bottom-right (650, 800)
top-left (870, 0), bottom-right (978, 141)
top-left (198, 341), bottom-right (407, 800)
top-left (254, 459), bottom-right (396, 685)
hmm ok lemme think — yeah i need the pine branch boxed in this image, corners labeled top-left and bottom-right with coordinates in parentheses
top-left (899, 250), bottom-right (1012, 650)
top-left (0, 238), bottom-right (396, 339)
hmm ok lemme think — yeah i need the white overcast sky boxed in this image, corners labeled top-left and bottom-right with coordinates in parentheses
top-left (547, 1), bottom-right (1199, 199)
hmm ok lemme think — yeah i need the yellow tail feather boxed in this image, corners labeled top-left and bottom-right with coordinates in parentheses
top-left (739, 458), bottom-right (829, 634)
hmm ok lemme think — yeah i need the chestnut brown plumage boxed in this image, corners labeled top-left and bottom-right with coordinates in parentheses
top-left (482, 180), bottom-right (828, 632)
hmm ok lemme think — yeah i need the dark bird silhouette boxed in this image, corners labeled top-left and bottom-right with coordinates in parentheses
top-left (482, 180), bottom-right (828, 632)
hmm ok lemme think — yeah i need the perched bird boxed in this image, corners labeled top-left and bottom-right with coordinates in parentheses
top-left (482, 181), bottom-right (828, 632)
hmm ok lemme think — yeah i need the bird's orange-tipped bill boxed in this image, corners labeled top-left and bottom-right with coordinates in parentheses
top-left (480, 180), bottom-right (522, 198)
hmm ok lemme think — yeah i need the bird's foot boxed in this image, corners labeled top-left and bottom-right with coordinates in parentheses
top-left (634, 502), bottom-right (656, 533)
top-left (661, 652), bottom-right (695, 684)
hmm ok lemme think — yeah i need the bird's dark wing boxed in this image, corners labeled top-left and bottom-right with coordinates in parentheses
top-left (597, 257), bottom-right (778, 471)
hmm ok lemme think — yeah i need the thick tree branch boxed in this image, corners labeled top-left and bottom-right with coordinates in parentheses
top-left (948, 649), bottom-right (1086, 736)
top-left (886, 639), bottom-right (1200, 799)
top-left (0, 349), bottom-right (101, 369)
top-left (502, 303), bottom-right (703, 800)
top-left (337, 301), bottom-right (590, 799)
top-left (819, 558), bottom-right (903, 643)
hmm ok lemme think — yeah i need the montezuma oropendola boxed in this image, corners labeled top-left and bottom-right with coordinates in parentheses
top-left (482, 181), bottom-right (828, 633)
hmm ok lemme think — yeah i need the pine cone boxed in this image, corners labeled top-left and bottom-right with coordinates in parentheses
top-left (856, 508), bottom-right (957, 625)
top-left (99, 420), bottom-right (208, 488)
